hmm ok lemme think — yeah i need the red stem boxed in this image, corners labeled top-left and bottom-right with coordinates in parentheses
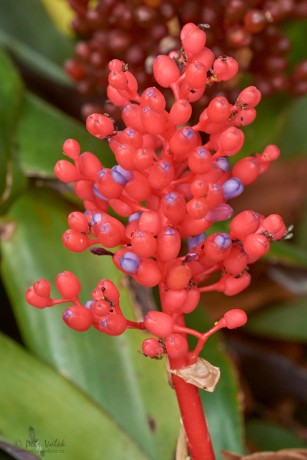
top-left (158, 285), bottom-right (216, 459)
top-left (171, 371), bottom-right (216, 460)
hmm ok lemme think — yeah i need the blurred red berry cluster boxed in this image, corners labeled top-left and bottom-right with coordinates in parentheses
top-left (65, 0), bottom-right (307, 118)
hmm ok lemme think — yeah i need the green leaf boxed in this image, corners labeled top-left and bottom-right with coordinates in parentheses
top-left (283, 19), bottom-right (307, 69)
top-left (246, 419), bottom-right (307, 451)
top-left (0, 332), bottom-right (150, 460)
top-left (187, 309), bottom-right (245, 459)
top-left (0, 0), bottom-right (74, 84)
top-left (277, 95), bottom-right (307, 157)
top-left (241, 95), bottom-right (290, 157)
top-left (241, 93), bottom-right (307, 159)
top-left (16, 92), bottom-right (113, 178)
top-left (0, 47), bottom-right (26, 212)
top-left (246, 296), bottom-right (307, 343)
top-left (0, 187), bottom-right (179, 460)
top-left (264, 240), bottom-right (307, 268)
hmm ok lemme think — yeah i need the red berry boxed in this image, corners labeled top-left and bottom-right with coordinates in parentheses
top-left (140, 87), bottom-right (166, 113)
top-left (207, 97), bottom-right (232, 123)
top-left (74, 180), bottom-right (96, 201)
top-left (78, 152), bottom-right (103, 180)
top-left (223, 309), bottom-right (247, 329)
top-left (142, 338), bottom-right (164, 358)
top-left (86, 113), bottom-right (114, 139)
top-left (181, 288), bottom-right (200, 314)
top-left (186, 198), bottom-right (209, 220)
top-left (148, 161), bottom-right (174, 189)
top-left (68, 212), bottom-right (89, 233)
top-left (63, 306), bottom-right (92, 332)
top-left (258, 214), bottom-right (287, 240)
top-left (139, 211), bottom-right (162, 235)
top-left (169, 127), bottom-right (201, 160)
top-left (169, 99), bottom-right (192, 125)
top-left (223, 243), bottom-right (248, 275)
top-left (108, 59), bottom-right (123, 72)
top-left (99, 313), bottom-right (127, 336)
top-left (163, 289), bottom-right (188, 313)
top-left (243, 233), bottom-right (270, 258)
top-left (96, 168), bottom-right (123, 199)
top-left (184, 61), bottom-right (207, 89)
top-left (153, 55), bottom-right (180, 88)
top-left (232, 156), bottom-right (260, 185)
top-left (236, 86), bottom-right (261, 109)
top-left (218, 127), bottom-right (244, 156)
top-left (144, 311), bottom-right (174, 338)
top-left (96, 279), bottom-right (120, 304)
top-left (202, 232), bottom-right (232, 262)
top-left (33, 279), bottom-right (51, 298)
top-left (134, 258), bottom-right (162, 287)
top-left (132, 148), bottom-right (154, 170)
top-left (166, 263), bottom-right (192, 290)
top-left (182, 27), bottom-right (206, 56)
top-left (157, 228), bottom-right (181, 261)
top-left (91, 300), bottom-right (110, 317)
top-left (218, 272), bottom-right (251, 296)
top-left (230, 210), bottom-right (262, 240)
top-left (56, 271), bottom-right (81, 299)
top-left (140, 106), bottom-right (168, 135)
top-left (62, 229), bottom-right (90, 252)
top-left (180, 23), bottom-right (198, 40)
top-left (97, 219), bottom-right (125, 248)
top-left (26, 286), bottom-right (52, 309)
top-left (262, 145), bottom-right (280, 162)
top-left (161, 192), bottom-right (186, 224)
top-left (213, 56), bottom-right (239, 81)
top-left (107, 85), bottom-right (130, 107)
top-left (63, 139), bottom-right (80, 160)
top-left (54, 160), bottom-right (79, 183)
top-left (108, 70), bottom-right (128, 90)
top-left (188, 147), bottom-right (212, 174)
top-left (165, 334), bottom-right (189, 359)
top-left (131, 231), bottom-right (157, 258)
top-left (121, 104), bottom-right (144, 131)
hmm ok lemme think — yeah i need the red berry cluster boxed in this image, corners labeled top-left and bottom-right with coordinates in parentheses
top-left (65, 0), bottom-right (307, 117)
top-left (27, 22), bottom-right (287, 366)
top-left (65, 0), bottom-right (181, 101)
top-left (179, 0), bottom-right (307, 98)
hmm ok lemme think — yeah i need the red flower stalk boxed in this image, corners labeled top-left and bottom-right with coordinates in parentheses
top-left (26, 22), bottom-right (287, 459)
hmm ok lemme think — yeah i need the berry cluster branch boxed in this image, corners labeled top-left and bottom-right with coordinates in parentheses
top-left (26, 22), bottom-right (287, 460)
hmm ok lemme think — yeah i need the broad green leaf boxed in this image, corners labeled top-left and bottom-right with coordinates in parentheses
top-left (296, 201), bottom-right (307, 252)
top-left (278, 95), bottom-right (307, 156)
top-left (0, 48), bottom-right (26, 211)
top-left (241, 95), bottom-right (290, 157)
top-left (16, 92), bottom-right (112, 178)
top-left (0, 188), bottom-right (179, 460)
top-left (283, 19), bottom-right (307, 69)
top-left (264, 240), bottom-right (307, 268)
top-left (187, 309), bottom-right (245, 459)
top-left (0, 332), bottom-right (149, 460)
top-left (241, 93), bottom-right (307, 159)
top-left (0, 0), bottom-right (74, 84)
top-left (246, 296), bottom-right (307, 343)
top-left (246, 419), bottom-right (307, 451)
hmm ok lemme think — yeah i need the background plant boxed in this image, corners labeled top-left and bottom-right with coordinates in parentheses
top-left (1, 1), bottom-right (307, 459)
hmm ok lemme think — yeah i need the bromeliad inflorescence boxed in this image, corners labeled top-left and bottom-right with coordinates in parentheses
top-left (26, 22), bottom-right (287, 460)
